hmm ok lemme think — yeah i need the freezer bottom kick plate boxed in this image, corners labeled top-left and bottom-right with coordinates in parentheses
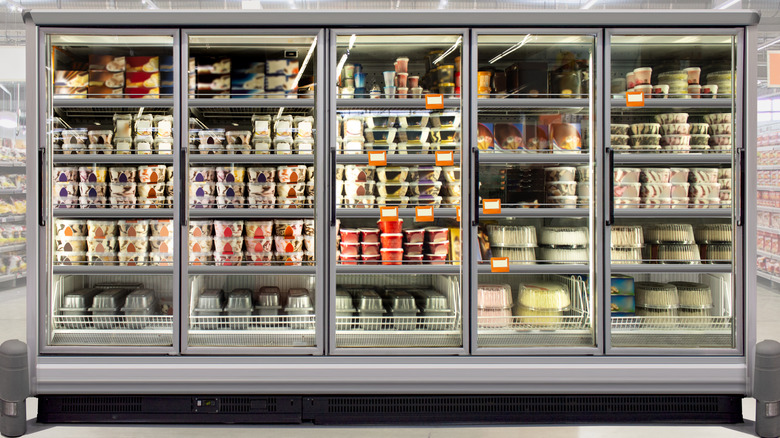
top-left (37, 394), bottom-right (743, 424)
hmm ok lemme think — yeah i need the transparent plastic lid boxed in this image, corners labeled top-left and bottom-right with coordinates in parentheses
top-left (635, 282), bottom-right (679, 309)
top-left (121, 288), bottom-right (157, 311)
top-left (408, 289), bottom-right (449, 311)
top-left (477, 284), bottom-right (512, 309)
top-left (611, 225), bottom-right (644, 248)
top-left (354, 290), bottom-right (383, 312)
top-left (286, 288), bottom-right (312, 309)
top-left (383, 290), bottom-right (418, 313)
top-left (196, 289), bottom-right (224, 310)
top-left (517, 282), bottom-right (570, 311)
top-left (89, 288), bottom-right (131, 311)
top-left (539, 227), bottom-right (588, 247)
top-left (61, 288), bottom-right (100, 310)
top-left (486, 225), bottom-right (537, 248)
top-left (668, 281), bottom-right (713, 309)
top-left (225, 289), bottom-right (253, 311)
top-left (693, 224), bottom-right (732, 243)
top-left (335, 289), bottom-right (355, 312)
top-left (643, 223), bottom-right (695, 244)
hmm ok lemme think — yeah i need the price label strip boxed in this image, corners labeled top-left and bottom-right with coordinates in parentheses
top-left (483, 199), bottom-right (501, 215)
top-left (379, 206), bottom-right (399, 222)
top-left (368, 150), bottom-right (387, 166)
top-left (435, 150), bottom-right (454, 166)
top-left (626, 91), bottom-right (645, 107)
top-left (490, 257), bottom-right (510, 273)
top-left (415, 205), bottom-right (434, 222)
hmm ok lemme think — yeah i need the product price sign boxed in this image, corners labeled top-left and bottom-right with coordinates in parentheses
top-left (425, 94), bottom-right (444, 110)
top-left (415, 206), bottom-right (434, 222)
top-left (435, 151), bottom-right (455, 166)
top-left (482, 199), bottom-right (501, 215)
top-left (368, 151), bottom-right (387, 166)
top-left (379, 206), bottom-right (399, 222)
top-left (490, 257), bottom-right (510, 273)
top-left (626, 91), bottom-right (645, 107)
top-left (456, 206), bottom-right (461, 222)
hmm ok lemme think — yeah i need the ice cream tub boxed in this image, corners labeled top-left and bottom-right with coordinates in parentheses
top-left (276, 182), bottom-right (305, 198)
top-left (274, 219), bottom-right (303, 237)
top-left (342, 195), bottom-right (375, 208)
top-left (381, 248), bottom-right (404, 265)
top-left (614, 183), bottom-right (641, 198)
top-left (189, 220), bottom-right (213, 239)
top-left (87, 252), bottom-right (117, 265)
top-left (216, 196), bottom-right (244, 208)
top-left (358, 228), bottom-right (380, 243)
top-left (410, 181), bottom-right (442, 197)
top-left (108, 196), bottom-right (135, 209)
top-left (164, 182), bottom-right (174, 196)
top-left (339, 253), bottom-right (360, 265)
top-left (85, 237), bottom-right (116, 253)
top-left (670, 182), bottom-right (690, 198)
top-left (216, 166), bottom-right (246, 183)
top-left (78, 166), bottom-right (107, 183)
top-left (109, 167), bottom-right (136, 183)
top-left (245, 220), bottom-right (273, 239)
top-left (403, 229), bottom-right (426, 244)
top-left (214, 251), bottom-right (244, 266)
top-left (188, 251), bottom-right (212, 265)
top-left (443, 182), bottom-right (461, 197)
top-left (274, 252), bottom-right (304, 266)
top-left (670, 198), bottom-right (690, 209)
top-left (403, 242), bottom-right (424, 256)
top-left (117, 220), bottom-right (149, 237)
top-left (380, 233), bottom-right (403, 249)
top-left (670, 168), bottom-right (690, 183)
top-left (360, 242), bottom-right (380, 256)
top-left (137, 183), bottom-right (164, 199)
top-left (137, 165), bottom-right (166, 183)
top-left (689, 168), bottom-right (719, 183)
top-left (245, 237), bottom-right (273, 253)
top-left (344, 181), bottom-right (375, 197)
top-left (56, 236), bottom-right (86, 252)
top-left (277, 196), bottom-right (306, 208)
top-left (275, 236), bottom-right (303, 253)
top-left (54, 167), bottom-right (79, 183)
top-left (246, 195), bottom-right (274, 208)
top-left (425, 227), bottom-right (449, 243)
top-left (425, 253), bottom-right (447, 265)
top-left (188, 237), bottom-right (212, 253)
top-left (216, 181), bottom-right (245, 197)
top-left (117, 252), bottom-right (147, 266)
top-left (339, 242), bottom-right (360, 256)
top-left (54, 197), bottom-right (78, 209)
top-left (690, 182), bottom-right (721, 199)
top-left (118, 236), bottom-right (148, 253)
top-left (303, 220), bottom-right (315, 236)
top-left (189, 167), bottom-right (215, 183)
top-left (214, 237), bottom-right (243, 254)
top-left (277, 165), bottom-right (307, 183)
top-left (79, 196), bottom-right (107, 208)
top-left (549, 195), bottom-right (579, 208)
top-left (149, 252), bottom-right (173, 266)
top-left (213, 220), bottom-right (243, 238)
top-left (246, 251), bottom-right (273, 266)
top-left (247, 167), bottom-right (275, 183)
top-left (615, 197), bottom-right (640, 209)
top-left (54, 182), bottom-right (79, 197)
top-left (189, 182), bottom-right (215, 198)
top-left (78, 182), bottom-right (107, 197)
top-left (641, 183), bottom-right (672, 199)
top-left (86, 220), bottom-right (115, 238)
top-left (149, 236), bottom-right (173, 253)
top-left (442, 166), bottom-right (460, 183)
top-left (190, 196), bottom-right (215, 209)
top-left (344, 165), bottom-right (375, 182)
top-left (109, 182), bottom-right (136, 197)
top-left (427, 240), bottom-right (450, 256)
top-left (641, 198), bottom-right (672, 209)
top-left (55, 251), bottom-right (87, 265)
top-left (546, 181), bottom-right (577, 197)
top-left (247, 182), bottom-right (275, 197)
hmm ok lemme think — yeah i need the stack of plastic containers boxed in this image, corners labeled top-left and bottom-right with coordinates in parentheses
top-left (477, 284), bottom-right (513, 328)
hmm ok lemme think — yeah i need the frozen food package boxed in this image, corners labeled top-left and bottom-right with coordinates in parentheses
top-left (273, 115), bottom-right (294, 137)
top-left (252, 115), bottom-right (272, 137)
top-left (216, 166), bottom-right (246, 183)
top-left (78, 166), bottom-right (107, 183)
top-left (137, 165), bottom-right (167, 183)
top-left (277, 165), bottom-right (307, 183)
top-left (154, 115), bottom-right (173, 138)
top-left (117, 219), bottom-right (150, 237)
top-left (109, 167), bottom-right (136, 183)
top-left (294, 116), bottom-right (314, 138)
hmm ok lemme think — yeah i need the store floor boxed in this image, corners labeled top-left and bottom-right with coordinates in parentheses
top-left (0, 284), bottom-right (777, 438)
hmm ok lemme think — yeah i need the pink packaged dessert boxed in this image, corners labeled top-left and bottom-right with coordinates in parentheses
top-left (404, 254), bottom-right (423, 265)
top-left (613, 168), bottom-right (641, 184)
top-left (275, 236), bottom-right (303, 253)
top-left (245, 237), bottom-right (273, 253)
top-left (640, 168), bottom-right (671, 184)
top-left (403, 242), bottom-right (424, 255)
top-left (378, 219), bottom-right (403, 234)
top-left (381, 248), bottom-right (403, 265)
top-left (78, 166), bottom-right (107, 183)
top-left (54, 167), bottom-right (79, 183)
top-left (149, 236), bottom-right (173, 253)
top-left (425, 253), bottom-right (447, 265)
top-left (246, 251), bottom-right (274, 266)
top-left (109, 166), bottom-right (136, 183)
top-left (277, 165), bottom-right (307, 183)
top-left (362, 254), bottom-right (381, 265)
top-left (689, 182), bottom-right (721, 199)
top-left (403, 228), bottom-right (426, 244)
top-left (216, 166), bottom-right (246, 183)
top-left (214, 220), bottom-right (243, 238)
top-left (188, 237), bottom-right (212, 253)
top-left (360, 242), bottom-right (380, 256)
top-left (670, 183), bottom-right (690, 199)
top-left (477, 284), bottom-right (513, 308)
top-left (380, 233), bottom-right (403, 249)
top-left (427, 240), bottom-right (450, 255)
top-left (641, 183), bottom-right (672, 199)
top-left (340, 228), bottom-right (360, 244)
top-left (245, 220), bottom-right (273, 239)
top-left (339, 242), bottom-right (361, 256)
top-left (118, 236), bottom-right (148, 253)
top-left (189, 167), bottom-right (215, 182)
top-left (359, 228), bottom-right (380, 243)
top-left (670, 168), bottom-right (690, 183)
top-left (213, 251), bottom-right (244, 266)
top-left (137, 165), bottom-right (166, 183)
top-left (478, 308), bottom-right (513, 328)
top-left (274, 219), bottom-right (303, 237)
top-left (117, 219), bottom-right (149, 237)
top-left (339, 254), bottom-right (360, 265)
top-left (425, 227), bottom-right (449, 243)
top-left (214, 237), bottom-right (243, 254)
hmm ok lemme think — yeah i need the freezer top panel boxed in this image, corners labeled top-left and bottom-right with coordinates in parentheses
top-left (24, 10), bottom-right (760, 28)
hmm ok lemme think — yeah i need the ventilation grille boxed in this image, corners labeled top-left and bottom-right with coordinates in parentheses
top-left (220, 397), bottom-right (277, 413)
top-left (61, 396), bottom-right (143, 413)
top-left (325, 395), bottom-right (722, 414)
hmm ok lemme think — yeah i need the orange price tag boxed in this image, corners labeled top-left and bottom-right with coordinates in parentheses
top-left (415, 206), bottom-right (434, 222)
top-left (626, 91), bottom-right (645, 107)
top-left (368, 150), bottom-right (387, 166)
top-left (490, 257), bottom-right (510, 273)
top-left (379, 206), bottom-right (399, 222)
top-left (482, 199), bottom-right (501, 215)
top-left (425, 94), bottom-right (444, 110)
top-left (435, 150), bottom-right (455, 166)
top-left (456, 206), bottom-right (461, 222)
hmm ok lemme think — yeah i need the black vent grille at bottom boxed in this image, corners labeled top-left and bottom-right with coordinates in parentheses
top-left (324, 395), bottom-right (721, 414)
top-left (61, 396), bottom-right (143, 413)
top-left (220, 397), bottom-right (277, 413)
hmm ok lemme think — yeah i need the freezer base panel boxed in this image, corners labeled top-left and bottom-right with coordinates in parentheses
top-left (36, 394), bottom-right (743, 425)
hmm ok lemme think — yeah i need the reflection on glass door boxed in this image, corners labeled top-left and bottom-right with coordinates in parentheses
top-left (607, 33), bottom-right (739, 351)
top-left (46, 33), bottom-right (177, 349)
top-left (473, 32), bottom-right (597, 351)
top-left (331, 32), bottom-right (465, 351)
top-left (184, 33), bottom-right (322, 351)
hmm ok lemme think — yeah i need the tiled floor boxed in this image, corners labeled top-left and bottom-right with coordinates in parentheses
top-left (0, 282), bottom-right (777, 437)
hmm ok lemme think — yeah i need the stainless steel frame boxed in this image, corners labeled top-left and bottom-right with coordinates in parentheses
top-left (23, 10), bottom-right (759, 397)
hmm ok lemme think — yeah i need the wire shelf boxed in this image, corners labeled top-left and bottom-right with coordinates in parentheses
top-left (477, 314), bottom-right (589, 331)
top-left (189, 314), bottom-right (316, 331)
top-left (188, 331), bottom-right (316, 348)
top-left (50, 315), bottom-right (173, 346)
top-left (477, 331), bottom-right (594, 347)
top-left (335, 315), bottom-right (458, 331)
top-left (335, 330), bottom-right (462, 348)
top-left (611, 315), bottom-right (732, 331)
top-left (53, 314), bottom-right (172, 330)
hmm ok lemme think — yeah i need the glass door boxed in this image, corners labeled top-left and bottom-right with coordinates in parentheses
top-left (606, 31), bottom-right (742, 353)
top-left (44, 31), bottom-right (178, 352)
top-left (472, 31), bottom-right (600, 353)
top-left (329, 30), bottom-right (467, 353)
top-left (183, 31), bottom-right (324, 354)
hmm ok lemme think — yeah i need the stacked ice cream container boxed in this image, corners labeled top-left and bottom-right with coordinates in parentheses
top-left (337, 111), bottom-right (459, 155)
top-left (336, 164), bottom-right (459, 208)
top-left (338, 219), bottom-right (450, 265)
top-left (189, 165), bottom-right (313, 209)
top-left (54, 165), bottom-right (172, 209)
top-left (477, 284), bottom-right (513, 328)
